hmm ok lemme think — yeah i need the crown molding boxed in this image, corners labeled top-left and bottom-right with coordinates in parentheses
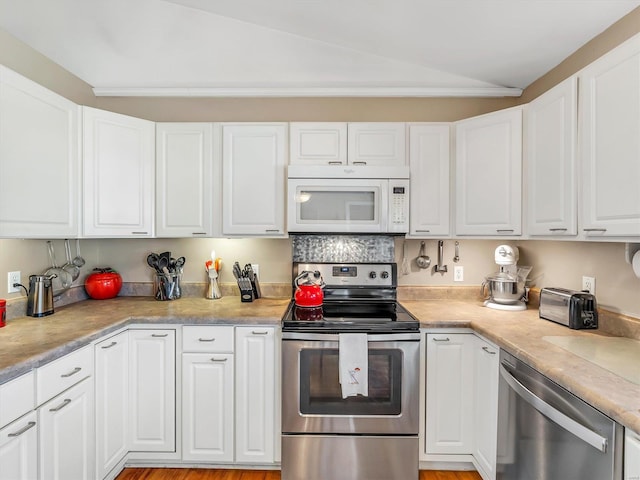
top-left (92, 86), bottom-right (523, 98)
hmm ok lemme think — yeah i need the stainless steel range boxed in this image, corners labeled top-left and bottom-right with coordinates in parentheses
top-left (281, 262), bottom-right (420, 480)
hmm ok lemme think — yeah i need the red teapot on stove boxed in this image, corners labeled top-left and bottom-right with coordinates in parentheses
top-left (294, 270), bottom-right (325, 307)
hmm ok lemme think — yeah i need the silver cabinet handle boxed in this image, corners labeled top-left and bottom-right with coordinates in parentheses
top-left (432, 337), bottom-right (450, 342)
top-left (61, 367), bottom-right (81, 378)
top-left (8, 421), bottom-right (36, 437)
top-left (499, 365), bottom-right (608, 453)
top-left (265, 229), bottom-right (281, 233)
top-left (549, 228), bottom-right (567, 232)
top-left (131, 231), bottom-right (148, 235)
top-left (482, 346), bottom-right (496, 355)
top-left (583, 228), bottom-right (607, 233)
top-left (49, 398), bottom-right (72, 412)
top-left (415, 230), bottom-right (431, 233)
top-left (352, 161), bottom-right (367, 165)
top-left (497, 229), bottom-right (514, 233)
top-left (210, 357), bottom-right (228, 362)
top-left (198, 337), bottom-right (216, 342)
top-left (192, 232), bottom-right (207, 235)
top-left (152, 333), bottom-right (169, 337)
top-left (252, 330), bottom-right (269, 335)
top-left (101, 341), bottom-right (117, 349)
top-left (328, 161), bottom-right (342, 165)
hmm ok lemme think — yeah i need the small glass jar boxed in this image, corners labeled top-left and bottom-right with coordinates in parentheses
top-left (154, 273), bottom-right (181, 301)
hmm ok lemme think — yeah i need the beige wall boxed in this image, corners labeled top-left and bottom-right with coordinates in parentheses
top-left (1, 8), bottom-right (640, 318)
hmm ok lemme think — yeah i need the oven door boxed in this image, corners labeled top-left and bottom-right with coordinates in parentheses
top-left (287, 178), bottom-right (388, 233)
top-left (282, 332), bottom-right (420, 435)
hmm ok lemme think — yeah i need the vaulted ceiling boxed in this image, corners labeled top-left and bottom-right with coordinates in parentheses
top-left (0, 0), bottom-right (639, 97)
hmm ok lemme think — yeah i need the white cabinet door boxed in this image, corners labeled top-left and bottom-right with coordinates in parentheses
top-left (39, 378), bottom-right (94, 480)
top-left (289, 122), bottom-right (347, 165)
top-left (221, 124), bottom-right (287, 236)
top-left (579, 34), bottom-right (640, 237)
top-left (0, 411), bottom-right (38, 480)
top-left (425, 333), bottom-right (475, 455)
top-left (83, 106), bottom-right (155, 237)
top-left (473, 337), bottom-right (499, 480)
top-left (95, 332), bottom-right (129, 479)
top-left (235, 327), bottom-right (275, 464)
top-left (526, 77), bottom-right (578, 236)
top-left (626, 429), bottom-right (640, 480)
top-left (182, 353), bottom-right (234, 462)
top-left (408, 124), bottom-right (450, 237)
top-left (156, 123), bottom-right (213, 237)
top-left (455, 107), bottom-right (522, 236)
top-left (128, 330), bottom-right (175, 453)
top-left (0, 66), bottom-right (80, 238)
top-left (347, 123), bottom-right (406, 166)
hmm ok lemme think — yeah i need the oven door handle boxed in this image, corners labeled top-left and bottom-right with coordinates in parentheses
top-left (282, 332), bottom-right (421, 342)
top-left (499, 364), bottom-right (608, 453)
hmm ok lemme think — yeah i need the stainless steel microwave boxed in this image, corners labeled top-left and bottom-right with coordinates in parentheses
top-left (287, 165), bottom-right (410, 233)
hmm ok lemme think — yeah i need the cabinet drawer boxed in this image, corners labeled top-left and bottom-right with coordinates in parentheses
top-left (0, 371), bottom-right (35, 428)
top-left (183, 326), bottom-right (234, 352)
top-left (36, 346), bottom-right (93, 406)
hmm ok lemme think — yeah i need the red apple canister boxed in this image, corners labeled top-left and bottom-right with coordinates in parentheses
top-left (0, 299), bottom-right (6, 327)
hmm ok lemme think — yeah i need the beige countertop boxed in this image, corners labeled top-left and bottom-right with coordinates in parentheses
top-left (1, 295), bottom-right (639, 434)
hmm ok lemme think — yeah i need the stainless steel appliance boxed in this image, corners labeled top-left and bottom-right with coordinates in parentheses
top-left (497, 350), bottom-right (622, 480)
top-left (26, 274), bottom-right (55, 317)
top-left (539, 287), bottom-right (598, 329)
top-left (281, 262), bottom-right (420, 480)
top-left (287, 165), bottom-right (409, 233)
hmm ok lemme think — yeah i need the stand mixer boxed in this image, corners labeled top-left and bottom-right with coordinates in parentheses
top-left (482, 245), bottom-right (531, 311)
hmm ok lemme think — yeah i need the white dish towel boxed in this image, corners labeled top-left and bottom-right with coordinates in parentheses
top-left (339, 333), bottom-right (369, 399)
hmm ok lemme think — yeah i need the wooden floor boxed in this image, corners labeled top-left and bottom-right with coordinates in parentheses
top-left (116, 468), bottom-right (482, 480)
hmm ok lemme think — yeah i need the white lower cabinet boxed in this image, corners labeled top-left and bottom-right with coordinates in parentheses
top-left (0, 411), bottom-right (38, 480)
top-left (95, 332), bottom-right (129, 479)
top-left (182, 353), bottom-right (234, 462)
top-left (425, 333), bottom-right (475, 454)
top-left (473, 337), bottom-right (499, 480)
top-left (39, 377), bottom-right (95, 480)
top-left (235, 327), bottom-right (276, 464)
top-left (129, 330), bottom-right (176, 453)
top-left (181, 325), bottom-right (235, 462)
top-left (424, 332), bottom-right (500, 480)
top-left (626, 429), bottom-right (640, 480)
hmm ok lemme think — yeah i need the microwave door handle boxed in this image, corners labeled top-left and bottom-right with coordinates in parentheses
top-left (380, 181), bottom-right (389, 232)
top-left (499, 365), bottom-right (608, 453)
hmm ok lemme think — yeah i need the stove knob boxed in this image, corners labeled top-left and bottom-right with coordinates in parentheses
top-left (369, 271), bottom-right (377, 279)
top-left (381, 271), bottom-right (389, 279)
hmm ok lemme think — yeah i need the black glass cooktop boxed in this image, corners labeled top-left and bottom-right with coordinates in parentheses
top-left (282, 300), bottom-right (419, 333)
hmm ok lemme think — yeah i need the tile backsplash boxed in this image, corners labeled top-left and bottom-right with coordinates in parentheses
top-left (292, 235), bottom-right (395, 263)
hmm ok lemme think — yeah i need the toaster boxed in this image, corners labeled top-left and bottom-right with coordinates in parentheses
top-left (539, 287), bottom-right (598, 329)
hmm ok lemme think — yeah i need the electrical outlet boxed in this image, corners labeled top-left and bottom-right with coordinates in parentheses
top-left (8, 271), bottom-right (21, 293)
top-left (454, 266), bottom-right (464, 282)
top-left (251, 264), bottom-right (259, 278)
top-left (582, 276), bottom-right (596, 294)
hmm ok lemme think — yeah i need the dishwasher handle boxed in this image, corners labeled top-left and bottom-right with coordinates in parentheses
top-left (500, 364), bottom-right (608, 453)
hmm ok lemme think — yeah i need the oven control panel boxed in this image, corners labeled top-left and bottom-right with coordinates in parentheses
top-left (296, 263), bottom-right (395, 287)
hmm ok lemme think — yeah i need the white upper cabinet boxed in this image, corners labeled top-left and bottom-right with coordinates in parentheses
top-left (221, 123), bottom-right (287, 236)
top-left (0, 66), bottom-right (80, 238)
top-left (290, 122), bottom-right (405, 166)
top-left (579, 34), bottom-right (640, 237)
top-left (455, 107), bottom-right (523, 236)
top-left (289, 122), bottom-right (347, 165)
top-left (525, 77), bottom-right (578, 236)
top-left (348, 123), bottom-right (406, 166)
top-left (83, 106), bottom-right (155, 237)
top-left (408, 124), bottom-right (450, 237)
top-left (156, 123), bottom-right (213, 237)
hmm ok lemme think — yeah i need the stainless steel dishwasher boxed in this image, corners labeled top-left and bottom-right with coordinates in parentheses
top-left (496, 350), bottom-right (623, 480)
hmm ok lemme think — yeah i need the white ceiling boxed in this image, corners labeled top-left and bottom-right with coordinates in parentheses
top-left (0, 0), bottom-right (639, 97)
